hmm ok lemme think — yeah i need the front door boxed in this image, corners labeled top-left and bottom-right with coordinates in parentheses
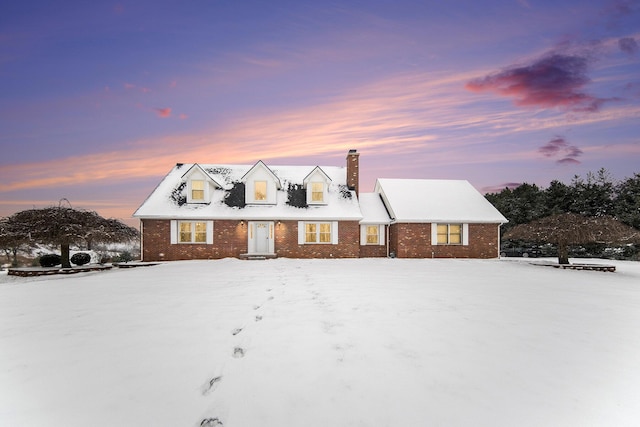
top-left (248, 221), bottom-right (274, 254)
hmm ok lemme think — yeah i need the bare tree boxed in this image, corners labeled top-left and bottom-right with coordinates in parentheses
top-left (0, 216), bottom-right (32, 267)
top-left (504, 213), bottom-right (640, 264)
top-left (7, 204), bottom-right (139, 268)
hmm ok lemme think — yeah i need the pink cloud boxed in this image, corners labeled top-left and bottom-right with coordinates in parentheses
top-left (155, 108), bottom-right (172, 118)
top-left (466, 54), bottom-right (608, 112)
top-left (179, 113), bottom-right (188, 120)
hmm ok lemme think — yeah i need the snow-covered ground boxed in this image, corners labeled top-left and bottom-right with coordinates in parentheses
top-left (1, 258), bottom-right (639, 426)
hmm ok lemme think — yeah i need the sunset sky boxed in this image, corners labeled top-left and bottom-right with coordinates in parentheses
top-left (1, 0), bottom-right (639, 225)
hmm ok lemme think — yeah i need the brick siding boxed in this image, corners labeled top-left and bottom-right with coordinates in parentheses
top-left (389, 223), bottom-right (500, 259)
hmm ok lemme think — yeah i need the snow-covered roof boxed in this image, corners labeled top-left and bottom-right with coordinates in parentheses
top-left (358, 193), bottom-right (391, 224)
top-left (375, 178), bottom-right (507, 223)
top-left (133, 163), bottom-right (362, 221)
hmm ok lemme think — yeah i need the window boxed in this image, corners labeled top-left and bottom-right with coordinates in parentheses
top-left (179, 221), bottom-right (208, 243)
top-left (366, 225), bottom-right (379, 244)
top-left (437, 223), bottom-right (462, 245)
top-left (191, 180), bottom-right (204, 201)
top-left (305, 222), bottom-right (332, 243)
top-left (254, 181), bottom-right (267, 201)
top-left (311, 182), bottom-right (324, 202)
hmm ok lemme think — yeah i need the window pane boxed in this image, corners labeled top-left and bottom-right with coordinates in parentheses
top-left (255, 181), bottom-right (267, 201)
top-left (437, 224), bottom-right (448, 244)
top-left (366, 225), bottom-right (378, 244)
top-left (311, 182), bottom-right (323, 202)
top-left (450, 224), bottom-right (462, 244)
top-left (305, 223), bottom-right (316, 243)
top-left (179, 222), bottom-right (192, 242)
top-left (319, 223), bottom-right (332, 243)
top-left (194, 222), bottom-right (207, 243)
top-left (191, 180), bottom-right (204, 200)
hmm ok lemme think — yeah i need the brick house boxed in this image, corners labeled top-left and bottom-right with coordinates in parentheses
top-left (133, 150), bottom-right (506, 261)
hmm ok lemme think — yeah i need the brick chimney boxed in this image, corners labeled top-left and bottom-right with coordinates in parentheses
top-left (346, 149), bottom-right (360, 196)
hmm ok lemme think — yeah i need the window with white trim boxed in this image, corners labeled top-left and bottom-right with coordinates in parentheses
top-left (305, 222), bottom-right (332, 243)
top-left (366, 225), bottom-right (379, 244)
top-left (191, 180), bottom-right (205, 201)
top-left (298, 221), bottom-right (338, 245)
top-left (170, 220), bottom-right (213, 244)
top-left (437, 223), bottom-right (462, 245)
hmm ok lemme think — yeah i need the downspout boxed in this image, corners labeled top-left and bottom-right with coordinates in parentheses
top-left (139, 220), bottom-right (144, 262)
top-left (386, 224), bottom-right (390, 258)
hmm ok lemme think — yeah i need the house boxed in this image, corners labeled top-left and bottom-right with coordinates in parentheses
top-left (133, 150), bottom-right (507, 260)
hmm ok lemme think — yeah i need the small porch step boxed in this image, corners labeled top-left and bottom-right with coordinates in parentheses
top-left (239, 253), bottom-right (277, 260)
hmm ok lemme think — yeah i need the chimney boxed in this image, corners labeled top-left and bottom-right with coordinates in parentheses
top-left (346, 149), bottom-right (360, 196)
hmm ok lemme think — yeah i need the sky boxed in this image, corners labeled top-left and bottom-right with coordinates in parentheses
top-left (1, 0), bottom-right (639, 226)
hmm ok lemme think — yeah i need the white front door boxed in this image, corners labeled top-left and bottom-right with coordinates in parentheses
top-left (248, 221), bottom-right (274, 254)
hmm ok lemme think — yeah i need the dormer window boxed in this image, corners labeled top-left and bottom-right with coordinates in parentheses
top-left (242, 161), bottom-right (281, 205)
top-left (181, 163), bottom-right (223, 204)
top-left (311, 182), bottom-right (324, 202)
top-left (304, 167), bottom-right (331, 205)
top-left (254, 181), bottom-right (267, 201)
top-left (191, 180), bottom-right (205, 201)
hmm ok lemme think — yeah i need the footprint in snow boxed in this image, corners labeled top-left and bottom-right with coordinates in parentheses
top-left (233, 347), bottom-right (245, 358)
top-left (255, 315), bottom-right (263, 322)
top-left (231, 328), bottom-right (243, 336)
top-left (200, 417), bottom-right (223, 426)
top-left (201, 376), bottom-right (222, 395)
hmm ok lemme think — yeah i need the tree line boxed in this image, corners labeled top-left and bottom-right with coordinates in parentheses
top-left (485, 169), bottom-right (640, 231)
top-left (485, 169), bottom-right (640, 260)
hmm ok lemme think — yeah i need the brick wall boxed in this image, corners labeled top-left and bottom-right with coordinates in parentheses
top-left (274, 220), bottom-right (360, 258)
top-left (141, 219), bottom-right (247, 261)
top-left (359, 245), bottom-right (387, 257)
top-left (141, 219), bottom-right (361, 260)
top-left (389, 223), bottom-right (500, 259)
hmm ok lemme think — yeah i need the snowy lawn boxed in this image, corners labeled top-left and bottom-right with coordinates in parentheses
top-left (1, 258), bottom-right (640, 426)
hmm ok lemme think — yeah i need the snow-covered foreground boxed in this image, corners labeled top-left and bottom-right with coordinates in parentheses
top-left (1, 258), bottom-right (640, 427)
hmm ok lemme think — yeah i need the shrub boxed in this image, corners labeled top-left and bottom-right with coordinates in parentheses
top-left (114, 251), bottom-right (133, 263)
top-left (71, 252), bottom-right (91, 266)
top-left (39, 254), bottom-right (61, 267)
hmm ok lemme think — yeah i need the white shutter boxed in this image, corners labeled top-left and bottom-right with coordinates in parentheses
top-left (379, 225), bottom-right (385, 245)
top-left (298, 221), bottom-right (305, 245)
top-left (332, 221), bottom-right (339, 245)
top-left (170, 220), bottom-right (178, 244)
top-left (431, 223), bottom-right (438, 246)
top-left (360, 225), bottom-right (367, 245)
top-left (206, 221), bottom-right (214, 244)
top-left (463, 223), bottom-right (469, 246)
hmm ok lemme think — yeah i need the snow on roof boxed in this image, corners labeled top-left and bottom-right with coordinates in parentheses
top-left (358, 193), bottom-right (391, 224)
top-left (133, 163), bottom-right (362, 221)
top-left (375, 178), bottom-right (507, 223)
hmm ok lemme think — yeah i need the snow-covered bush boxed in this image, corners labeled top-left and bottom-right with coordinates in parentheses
top-left (70, 252), bottom-right (91, 266)
top-left (39, 254), bottom-right (61, 267)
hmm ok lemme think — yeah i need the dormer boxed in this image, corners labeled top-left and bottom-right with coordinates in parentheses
top-left (242, 160), bottom-right (282, 205)
top-left (303, 166), bottom-right (332, 205)
top-left (181, 164), bottom-right (222, 204)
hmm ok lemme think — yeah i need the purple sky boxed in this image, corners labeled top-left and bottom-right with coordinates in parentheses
top-left (1, 0), bottom-right (639, 226)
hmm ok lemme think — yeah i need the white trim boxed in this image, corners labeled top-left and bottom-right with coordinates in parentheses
top-left (298, 221), bottom-right (305, 245)
top-left (360, 224), bottom-right (367, 245)
top-left (463, 223), bottom-right (469, 246)
top-left (170, 220), bottom-right (177, 244)
top-left (206, 221), bottom-right (214, 244)
top-left (332, 221), bottom-right (339, 245)
top-left (431, 223), bottom-right (438, 246)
